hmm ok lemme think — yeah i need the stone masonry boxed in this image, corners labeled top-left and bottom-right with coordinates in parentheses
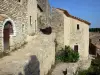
top-left (0, 0), bottom-right (91, 75)
top-left (51, 8), bottom-right (64, 52)
top-left (52, 8), bottom-right (90, 60)
top-left (90, 32), bottom-right (100, 47)
top-left (0, 0), bottom-right (28, 52)
top-left (0, 33), bottom-right (55, 75)
top-left (0, 0), bottom-right (55, 75)
top-left (37, 0), bottom-right (51, 29)
top-left (89, 32), bottom-right (100, 56)
top-left (0, 0), bottom-right (51, 53)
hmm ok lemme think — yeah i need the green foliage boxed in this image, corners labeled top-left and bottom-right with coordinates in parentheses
top-left (89, 28), bottom-right (100, 32)
top-left (77, 70), bottom-right (88, 75)
top-left (77, 58), bottom-right (100, 75)
top-left (56, 46), bottom-right (79, 62)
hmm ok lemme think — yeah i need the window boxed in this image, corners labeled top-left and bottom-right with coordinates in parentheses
top-left (18, 0), bottom-right (21, 2)
top-left (74, 45), bottom-right (78, 52)
top-left (35, 20), bottom-right (36, 32)
top-left (22, 24), bottom-right (24, 32)
top-left (77, 24), bottom-right (79, 30)
top-left (30, 16), bottom-right (32, 26)
top-left (16, 0), bottom-right (23, 4)
top-left (99, 39), bottom-right (100, 41)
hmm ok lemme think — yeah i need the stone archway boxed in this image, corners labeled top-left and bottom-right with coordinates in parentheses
top-left (2, 17), bottom-right (16, 53)
top-left (3, 21), bottom-right (13, 52)
top-left (0, 15), bottom-right (16, 53)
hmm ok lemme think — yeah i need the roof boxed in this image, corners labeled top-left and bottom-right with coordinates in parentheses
top-left (56, 8), bottom-right (91, 25)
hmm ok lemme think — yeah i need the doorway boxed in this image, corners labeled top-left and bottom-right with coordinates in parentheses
top-left (74, 45), bottom-right (78, 52)
top-left (3, 21), bottom-right (13, 52)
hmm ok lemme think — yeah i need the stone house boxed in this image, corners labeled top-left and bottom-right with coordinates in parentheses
top-left (52, 8), bottom-right (91, 59)
top-left (89, 32), bottom-right (100, 57)
top-left (0, 0), bottom-right (50, 54)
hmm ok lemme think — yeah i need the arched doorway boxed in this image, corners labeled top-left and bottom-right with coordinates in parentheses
top-left (3, 21), bottom-right (13, 52)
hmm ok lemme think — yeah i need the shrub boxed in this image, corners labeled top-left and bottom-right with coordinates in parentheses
top-left (77, 70), bottom-right (88, 75)
top-left (56, 46), bottom-right (79, 62)
top-left (77, 58), bottom-right (100, 75)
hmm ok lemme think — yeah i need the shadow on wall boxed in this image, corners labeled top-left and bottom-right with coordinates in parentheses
top-left (40, 26), bottom-right (52, 35)
top-left (19, 55), bottom-right (40, 75)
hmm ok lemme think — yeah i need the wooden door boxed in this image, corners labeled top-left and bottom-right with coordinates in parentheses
top-left (3, 26), bottom-right (10, 51)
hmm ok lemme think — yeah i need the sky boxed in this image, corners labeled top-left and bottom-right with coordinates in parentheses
top-left (49, 0), bottom-right (100, 28)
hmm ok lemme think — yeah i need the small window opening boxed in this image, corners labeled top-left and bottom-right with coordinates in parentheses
top-left (30, 16), bottom-right (32, 26)
top-left (99, 39), bottom-right (100, 41)
top-left (18, 0), bottom-right (21, 2)
top-left (35, 20), bottom-right (36, 32)
top-left (77, 24), bottom-right (79, 30)
top-left (22, 24), bottom-right (24, 32)
top-left (74, 45), bottom-right (78, 52)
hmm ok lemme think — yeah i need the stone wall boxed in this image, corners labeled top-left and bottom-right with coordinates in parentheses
top-left (23, 33), bottom-right (56, 75)
top-left (0, 0), bottom-right (56, 75)
top-left (63, 14), bottom-right (71, 46)
top-left (27, 0), bottom-right (37, 35)
top-left (89, 32), bottom-right (100, 55)
top-left (63, 13), bottom-right (89, 59)
top-left (0, 0), bottom-right (38, 52)
top-left (69, 17), bottom-right (89, 59)
top-left (0, 21), bottom-right (3, 52)
top-left (0, 0), bottom-right (28, 52)
top-left (45, 0), bottom-right (51, 27)
top-left (37, 0), bottom-right (51, 30)
top-left (37, 0), bottom-right (46, 12)
top-left (0, 33), bottom-right (56, 75)
top-left (90, 32), bottom-right (100, 46)
top-left (51, 8), bottom-right (64, 52)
